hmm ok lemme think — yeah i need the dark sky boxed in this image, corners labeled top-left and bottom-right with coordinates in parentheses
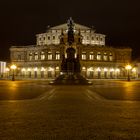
top-left (0, 0), bottom-right (140, 61)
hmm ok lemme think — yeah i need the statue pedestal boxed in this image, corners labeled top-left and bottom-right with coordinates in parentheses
top-left (50, 73), bottom-right (92, 85)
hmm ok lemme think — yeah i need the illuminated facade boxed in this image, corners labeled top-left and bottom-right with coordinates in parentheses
top-left (0, 61), bottom-right (6, 78)
top-left (10, 22), bottom-right (137, 79)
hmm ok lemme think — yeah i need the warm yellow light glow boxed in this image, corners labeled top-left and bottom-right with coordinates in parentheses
top-left (82, 67), bottom-right (86, 70)
top-left (125, 65), bottom-right (132, 70)
top-left (10, 64), bottom-right (17, 70)
top-left (104, 68), bottom-right (108, 72)
top-left (116, 68), bottom-right (120, 72)
top-left (60, 72), bottom-right (63, 75)
top-left (27, 68), bottom-right (31, 71)
top-left (110, 68), bottom-right (114, 72)
top-left (97, 67), bottom-right (101, 72)
top-left (41, 67), bottom-right (45, 71)
top-left (88, 67), bottom-right (93, 71)
top-left (56, 67), bottom-right (59, 70)
top-left (34, 67), bottom-right (38, 71)
top-left (48, 67), bottom-right (54, 71)
top-left (132, 68), bottom-right (136, 72)
top-left (6, 68), bottom-right (10, 71)
top-left (22, 68), bottom-right (26, 72)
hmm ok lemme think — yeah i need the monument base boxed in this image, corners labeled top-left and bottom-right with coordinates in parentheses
top-left (50, 73), bottom-right (92, 85)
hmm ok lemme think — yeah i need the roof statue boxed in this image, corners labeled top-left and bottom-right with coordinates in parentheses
top-left (50, 18), bottom-right (92, 85)
top-left (67, 17), bottom-right (75, 46)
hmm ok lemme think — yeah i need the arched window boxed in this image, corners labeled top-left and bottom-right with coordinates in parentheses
top-left (96, 67), bottom-right (101, 78)
top-left (109, 53), bottom-right (113, 61)
top-left (55, 51), bottom-right (60, 60)
top-left (89, 52), bottom-right (94, 60)
top-left (48, 67), bottom-right (54, 78)
top-left (82, 52), bottom-right (86, 60)
top-left (97, 52), bottom-right (101, 60)
top-left (103, 52), bottom-right (108, 61)
top-left (48, 52), bottom-right (52, 60)
top-left (29, 53), bottom-right (33, 61)
top-left (41, 67), bottom-right (45, 78)
top-left (27, 68), bottom-right (31, 78)
top-left (34, 67), bottom-right (38, 78)
top-left (34, 52), bottom-right (38, 60)
top-left (41, 52), bottom-right (45, 60)
top-left (104, 68), bottom-right (108, 78)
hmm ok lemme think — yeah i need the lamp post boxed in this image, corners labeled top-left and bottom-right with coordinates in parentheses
top-left (125, 64), bottom-right (132, 81)
top-left (10, 64), bottom-right (17, 81)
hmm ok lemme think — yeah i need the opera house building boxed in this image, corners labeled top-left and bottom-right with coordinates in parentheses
top-left (9, 20), bottom-right (138, 79)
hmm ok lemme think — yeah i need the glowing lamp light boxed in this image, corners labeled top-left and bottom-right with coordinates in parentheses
top-left (10, 64), bottom-right (17, 70)
top-left (125, 64), bottom-right (132, 81)
top-left (82, 67), bottom-right (86, 70)
top-left (56, 67), bottom-right (59, 70)
top-left (60, 72), bottom-right (63, 75)
top-left (10, 64), bottom-right (17, 81)
top-left (125, 65), bottom-right (132, 70)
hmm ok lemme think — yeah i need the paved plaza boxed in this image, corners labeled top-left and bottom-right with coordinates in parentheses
top-left (0, 80), bottom-right (140, 139)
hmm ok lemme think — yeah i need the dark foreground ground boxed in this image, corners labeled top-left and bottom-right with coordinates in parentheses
top-left (0, 80), bottom-right (140, 139)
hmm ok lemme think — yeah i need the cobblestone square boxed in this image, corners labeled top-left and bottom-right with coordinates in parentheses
top-left (0, 80), bottom-right (140, 139)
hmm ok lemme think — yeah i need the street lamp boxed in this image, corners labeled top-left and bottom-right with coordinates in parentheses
top-left (10, 64), bottom-right (17, 81)
top-left (125, 64), bottom-right (132, 81)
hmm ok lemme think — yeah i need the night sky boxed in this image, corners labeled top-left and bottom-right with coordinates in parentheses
top-left (0, 0), bottom-right (140, 61)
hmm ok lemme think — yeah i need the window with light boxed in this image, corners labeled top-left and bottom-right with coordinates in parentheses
top-left (109, 53), bottom-right (113, 61)
top-left (89, 52), bottom-right (94, 60)
top-left (35, 52), bottom-right (38, 60)
top-left (97, 52), bottom-right (101, 60)
top-left (48, 52), bottom-right (52, 60)
top-left (29, 53), bottom-right (33, 61)
top-left (103, 52), bottom-right (108, 61)
top-left (55, 52), bottom-right (60, 60)
top-left (82, 52), bottom-right (86, 60)
top-left (41, 52), bottom-right (45, 60)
